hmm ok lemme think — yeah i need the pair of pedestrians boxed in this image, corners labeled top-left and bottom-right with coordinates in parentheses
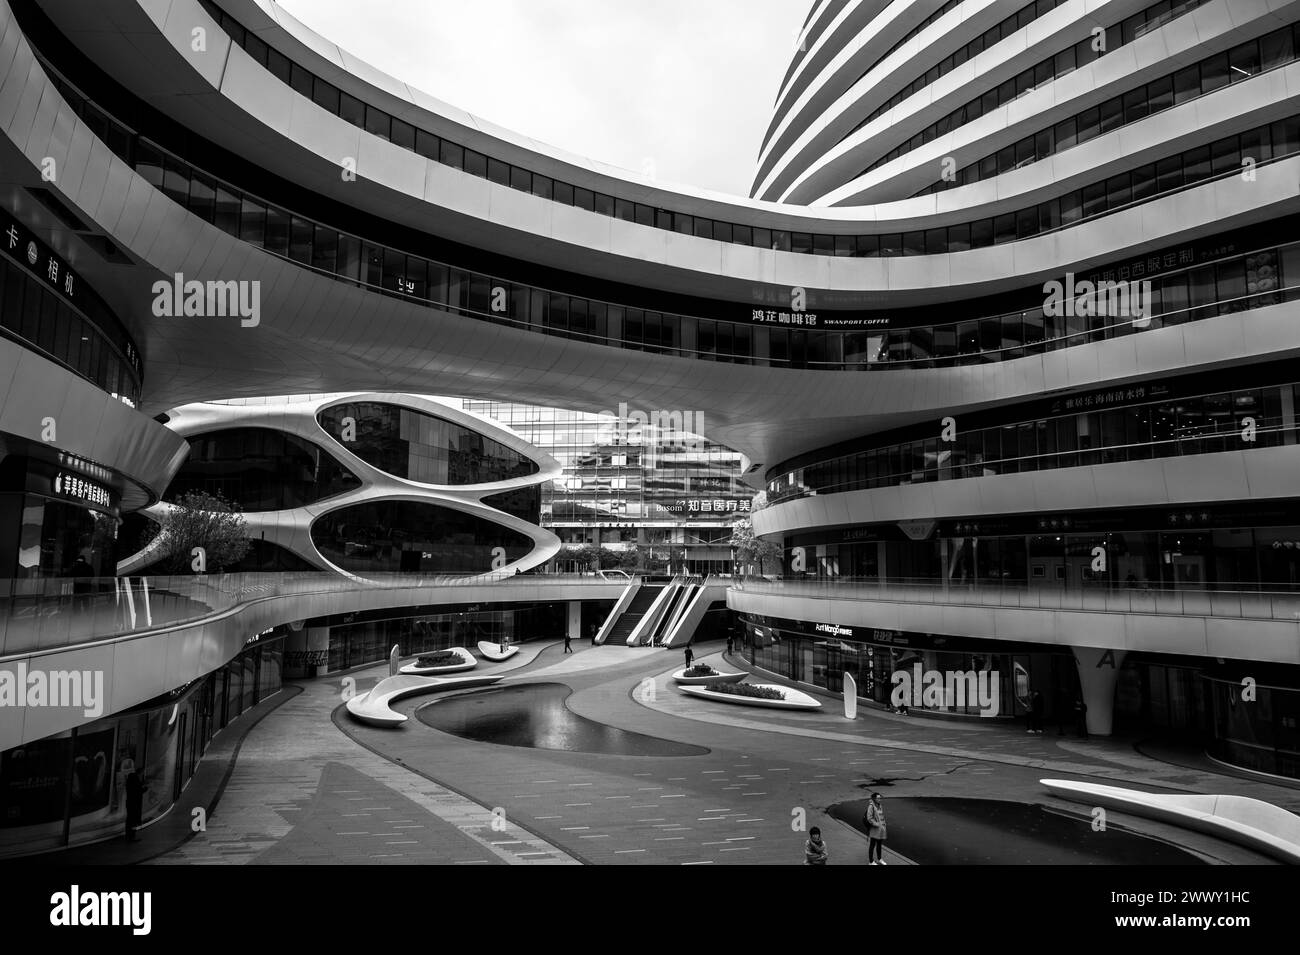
top-left (803, 793), bottom-right (888, 865)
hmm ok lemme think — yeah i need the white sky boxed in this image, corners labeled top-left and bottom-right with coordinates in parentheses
top-left (274, 0), bottom-right (807, 197)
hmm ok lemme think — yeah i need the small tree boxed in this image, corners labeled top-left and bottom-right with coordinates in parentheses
top-left (597, 546), bottom-right (622, 569)
top-left (152, 490), bottom-right (252, 573)
top-left (729, 517), bottom-right (781, 577)
top-left (565, 543), bottom-right (603, 572)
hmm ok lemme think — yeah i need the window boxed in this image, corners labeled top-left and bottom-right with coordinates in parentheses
top-left (1077, 105), bottom-right (1100, 143)
top-left (439, 140), bottom-right (464, 170)
top-left (364, 105), bottom-right (390, 141)
top-left (1172, 65), bottom-right (1199, 104)
top-left (1200, 52), bottom-right (1229, 94)
top-left (1228, 40), bottom-right (1261, 81)
top-left (415, 129), bottom-right (439, 160)
top-left (993, 213), bottom-right (1016, 245)
top-left (312, 79), bottom-right (340, 114)
top-left (487, 158), bottom-right (509, 185)
top-left (532, 175), bottom-right (554, 200)
top-left (464, 150), bottom-right (487, 178)
top-left (1098, 96), bottom-right (1123, 134)
top-left (510, 165), bottom-right (531, 192)
top-left (390, 118), bottom-right (415, 151)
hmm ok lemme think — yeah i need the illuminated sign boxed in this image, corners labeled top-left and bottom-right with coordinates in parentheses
top-left (814, 623), bottom-right (854, 637)
top-left (53, 472), bottom-right (113, 509)
top-left (665, 498), bottom-right (751, 514)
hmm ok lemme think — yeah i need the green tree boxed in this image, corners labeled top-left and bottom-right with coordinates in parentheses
top-left (729, 516), bottom-right (780, 577)
top-left (151, 490), bottom-right (252, 573)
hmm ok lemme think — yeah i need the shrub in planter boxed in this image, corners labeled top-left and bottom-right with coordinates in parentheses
top-left (415, 650), bottom-right (462, 668)
top-left (708, 682), bottom-right (784, 701)
top-left (683, 664), bottom-right (718, 677)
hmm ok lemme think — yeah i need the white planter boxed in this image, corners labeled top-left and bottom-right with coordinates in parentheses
top-left (671, 667), bottom-right (747, 686)
top-left (477, 640), bottom-right (519, 662)
top-left (678, 683), bottom-right (822, 710)
top-left (399, 646), bottom-right (477, 675)
top-left (345, 673), bottom-right (502, 727)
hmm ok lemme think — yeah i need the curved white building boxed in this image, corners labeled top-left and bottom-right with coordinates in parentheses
top-left (119, 394), bottom-right (562, 577)
top-left (0, 0), bottom-right (1298, 856)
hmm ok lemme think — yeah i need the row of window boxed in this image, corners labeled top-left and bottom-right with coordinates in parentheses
top-left (853, 0), bottom-right (1208, 178)
top-left (832, 0), bottom-right (1074, 159)
top-left (36, 37), bottom-right (1297, 372)
top-left (917, 20), bottom-right (1296, 195)
top-left (769, 381), bottom-right (1300, 501)
top-left (765, 0), bottom-right (973, 164)
top-left (187, 0), bottom-right (1176, 259)
top-left (0, 253), bottom-right (140, 403)
top-left (133, 110), bottom-right (1299, 368)
top-left (776, 523), bottom-right (1300, 594)
top-left (775, 0), bottom-right (893, 115)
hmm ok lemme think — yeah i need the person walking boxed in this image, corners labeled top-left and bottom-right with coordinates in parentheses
top-left (684, 645), bottom-right (694, 668)
top-left (123, 761), bottom-right (143, 843)
top-left (865, 793), bottom-right (887, 865)
top-left (563, 632), bottom-right (573, 654)
top-left (1074, 696), bottom-right (1089, 739)
top-left (1030, 690), bottom-right (1044, 733)
top-left (1024, 691), bottom-right (1036, 734)
top-left (726, 635), bottom-right (733, 655)
top-left (804, 826), bottom-right (828, 865)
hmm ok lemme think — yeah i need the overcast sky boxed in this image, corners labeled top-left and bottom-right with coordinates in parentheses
top-left (275, 0), bottom-right (806, 197)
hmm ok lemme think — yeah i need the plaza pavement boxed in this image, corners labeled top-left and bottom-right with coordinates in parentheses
top-left (49, 637), bottom-right (1295, 865)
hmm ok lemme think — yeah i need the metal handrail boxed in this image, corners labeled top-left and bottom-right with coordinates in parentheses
top-left (729, 575), bottom-right (1300, 621)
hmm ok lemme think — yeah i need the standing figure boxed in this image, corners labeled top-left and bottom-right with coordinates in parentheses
top-left (865, 793), bottom-right (887, 865)
top-left (684, 645), bottom-right (694, 669)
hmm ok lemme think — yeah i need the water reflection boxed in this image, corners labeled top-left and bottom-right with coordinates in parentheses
top-left (829, 797), bottom-right (1207, 865)
top-left (418, 683), bottom-right (707, 756)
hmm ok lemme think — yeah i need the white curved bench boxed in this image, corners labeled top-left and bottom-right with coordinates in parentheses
top-left (1041, 778), bottom-right (1300, 864)
top-left (678, 683), bottom-right (822, 710)
top-left (671, 666), bottom-right (746, 686)
top-left (477, 640), bottom-right (519, 662)
top-left (398, 646), bottom-right (476, 675)
top-left (345, 673), bottom-right (502, 727)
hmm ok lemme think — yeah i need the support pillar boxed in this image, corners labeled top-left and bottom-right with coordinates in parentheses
top-left (1071, 646), bottom-right (1128, 736)
top-left (567, 601), bottom-right (582, 643)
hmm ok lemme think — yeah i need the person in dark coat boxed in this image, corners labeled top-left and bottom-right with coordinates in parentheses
top-left (1030, 690), bottom-right (1044, 733)
top-left (865, 793), bottom-right (887, 865)
top-left (563, 632), bottom-right (573, 654)
top-left (804, 826), bottom-right (828, 865)
top-left (123, 762), bottom-right (143, 842)
top-left (1074, 696), bottom-right (1089, 739)
top-left (684, 645), bottom-right (694, 668)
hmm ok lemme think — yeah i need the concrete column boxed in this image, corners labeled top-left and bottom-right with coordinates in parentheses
top-left (1071, 646), bottom-right (1128, 736)
top-left (567, 601), bottom-right (582, 642)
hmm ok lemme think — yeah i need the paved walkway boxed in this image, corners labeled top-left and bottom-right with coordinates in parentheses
top-left (640, 650), bottom-right (1300, 811)
top-left (56, 637), bottom-right (1293, 866)
top-left (148, 643), bottom-right (577, 865)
